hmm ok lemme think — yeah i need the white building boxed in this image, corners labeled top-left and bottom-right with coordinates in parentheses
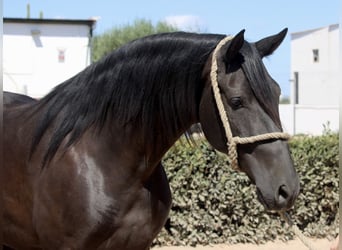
top-left (280, 24), bottom-right (339, 135)
top-left (3, 17), bottom-right (96, 98)
top-left (290, 24), bottom-right (339, 106)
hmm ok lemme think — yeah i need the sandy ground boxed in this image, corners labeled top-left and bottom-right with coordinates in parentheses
top-left (152, 238), bottom-right (333, 250)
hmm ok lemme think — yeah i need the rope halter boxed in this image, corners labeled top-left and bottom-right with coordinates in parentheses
top-left (210, 36), bottom-right (291, 170)
top-left (211, 37), bottom-right (318, 250)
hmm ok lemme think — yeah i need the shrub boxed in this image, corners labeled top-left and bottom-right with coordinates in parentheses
top-left (288, 134), bottom-right (339, 237)
top-left (153, 133), bottom-right (339, 246)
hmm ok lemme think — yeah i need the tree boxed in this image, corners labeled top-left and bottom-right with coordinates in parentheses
top-left (92, 19), bottom-right (179, 62)
top-left (279, 96), bottom-right (290, 104)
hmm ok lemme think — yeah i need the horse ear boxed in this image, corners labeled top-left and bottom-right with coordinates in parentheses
top-left (255, 28), bottom-right (288, 57)
top-left (224, 29), bottom-right (245, 64)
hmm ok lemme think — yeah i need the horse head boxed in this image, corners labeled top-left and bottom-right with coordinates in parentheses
top-left (199, 29), bottom-right (300, 211)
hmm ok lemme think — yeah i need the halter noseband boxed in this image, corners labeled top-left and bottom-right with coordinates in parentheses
top-left (210, 36), bottom-right (290, 170)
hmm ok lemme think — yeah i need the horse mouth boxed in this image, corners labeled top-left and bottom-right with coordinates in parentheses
top-left (256, 188), bottom-right (284, 212)
top-left (256, 187), bottom-right (296, 212)
top-left (256, 188), bottom-right (271, 210)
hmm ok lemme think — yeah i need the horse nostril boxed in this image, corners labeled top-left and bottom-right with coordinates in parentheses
top-left (278, 185), bottom-right (289, 204)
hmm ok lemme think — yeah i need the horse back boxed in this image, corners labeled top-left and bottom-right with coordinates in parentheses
top-left (2, 94), bottom-right (43, 247)
top-left (4, 91), bottom-right (36, 107)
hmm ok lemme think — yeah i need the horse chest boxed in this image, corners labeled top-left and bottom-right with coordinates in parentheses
top-left (31, 153), bottom-right (172, 249)
top-left (98, 164), bottom-right (172, 249)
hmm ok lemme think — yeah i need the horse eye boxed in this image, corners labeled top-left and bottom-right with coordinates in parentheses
top-left (230, 97), bottom-right (243, 109)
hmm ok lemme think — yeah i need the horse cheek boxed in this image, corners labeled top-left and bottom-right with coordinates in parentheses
top-left (199, 87), bottom-right (227, 153)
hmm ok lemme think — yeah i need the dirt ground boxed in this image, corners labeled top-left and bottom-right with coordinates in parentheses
top-left (152, 238), bottom-right (333, 250)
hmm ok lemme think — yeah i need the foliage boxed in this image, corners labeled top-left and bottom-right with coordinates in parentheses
top-left (279, 96), bottom-right (290, 104)
top-left (288, 133), bottom-right (339, 237)
top-left (153, 133), bottom-right (339, 246)
top-left (92, 19), bottom-right (178, 62)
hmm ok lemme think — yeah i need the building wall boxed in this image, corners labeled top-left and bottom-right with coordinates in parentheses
top-left (280, 104), bottom-right (339, 135)
top-left (284, 24), bottom-right (340, 135)
top-left (290, 24), bottom-right (339, 106)
top-left (3, 20), bottom-right (93, 98)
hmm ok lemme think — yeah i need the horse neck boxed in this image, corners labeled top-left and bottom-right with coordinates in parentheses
top-left (29, 33), bottom-right (223, 170)
top-left (101, 37), bottom-right (222, 167)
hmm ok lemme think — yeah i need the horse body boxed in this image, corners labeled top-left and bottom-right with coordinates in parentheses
top-left (3, 33), bottom-right (219, 249)
top-left (4, 98), bottom-right (171, 249)
top-left (3, 31), bottom-right (299, 249)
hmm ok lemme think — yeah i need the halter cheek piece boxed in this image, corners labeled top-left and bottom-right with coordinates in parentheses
top-left (210, 36), bottom-right (291, 170)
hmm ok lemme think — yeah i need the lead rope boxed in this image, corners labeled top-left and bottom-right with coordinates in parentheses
top-left (280, 212), bottom-right (319, 250)
top-left (210, 36), bottom-right (317, 250)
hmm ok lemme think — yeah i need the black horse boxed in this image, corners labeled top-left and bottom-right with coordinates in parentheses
top-left (3, 29), bottom-right (299, 249)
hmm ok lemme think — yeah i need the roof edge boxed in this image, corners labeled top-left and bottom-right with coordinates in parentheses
top-left (291, 23), bottom-right (339, 36)
top-left (3, 17), bottom-right (96, 27)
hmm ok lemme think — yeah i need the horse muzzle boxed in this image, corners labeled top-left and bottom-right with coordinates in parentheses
top-left (256, 180), bottom-right (300, 211)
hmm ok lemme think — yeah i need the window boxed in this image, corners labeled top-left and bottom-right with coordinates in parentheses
top-left (58, 49), bottom-right (65, 63)
top-left (312, 49), bottom-right (319, 63)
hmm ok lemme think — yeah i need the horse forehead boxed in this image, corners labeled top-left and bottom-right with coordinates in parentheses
top-left (218, 68), bottom-right (249, 92)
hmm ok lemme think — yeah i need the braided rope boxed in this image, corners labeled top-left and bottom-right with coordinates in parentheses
top-left (209, 36), bottom-right (290, 170)
top-left (210, 36), bottom-right (316, 250)
top-left (280, 212), bottom-right (319, 250)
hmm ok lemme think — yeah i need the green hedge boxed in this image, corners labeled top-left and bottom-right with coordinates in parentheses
top-left (153, 133), bottom-right (339, 246)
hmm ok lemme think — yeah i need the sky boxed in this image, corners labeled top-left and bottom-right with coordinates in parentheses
top-left (4, 0), bottom-right (340, 97)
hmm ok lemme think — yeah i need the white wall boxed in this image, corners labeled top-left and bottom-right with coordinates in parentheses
top-left (290, 25), bottom-right (339, 106)
top-left (280, 104), bottom-right (339, 135)
top-left (287, 24), bottom-right (339, 135)
top-left (3, 21), bottom-right (92, 98)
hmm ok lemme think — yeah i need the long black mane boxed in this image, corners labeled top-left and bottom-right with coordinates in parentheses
top-left (29, 32), bottom-right (280, 166)
top-left (30, 32), bottom-right (223, 165)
